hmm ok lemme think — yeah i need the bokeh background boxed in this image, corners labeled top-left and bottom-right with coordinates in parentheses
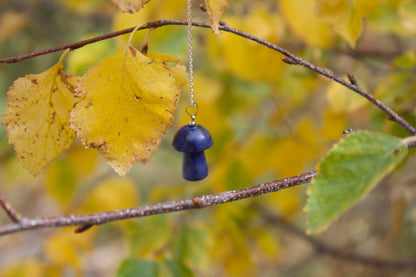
top-left (1, 0), bottom-right (416, 276)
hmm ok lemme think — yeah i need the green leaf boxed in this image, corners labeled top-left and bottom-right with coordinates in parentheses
top-left (126, 216), bottom-right (170, 256)
top-left (306, 131), bottom-right (407, 234)
top-left (172, 226), bottom-right (208, 266)
top-left (163, 259), bottom-right (194, 277)
top-left (117, 258), bottom-right (159, 277)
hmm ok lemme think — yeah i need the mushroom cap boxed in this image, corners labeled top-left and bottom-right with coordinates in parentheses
top-left (172, 124), bottom-right (213, 152)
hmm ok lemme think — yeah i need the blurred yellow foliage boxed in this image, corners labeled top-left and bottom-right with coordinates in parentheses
top-left (320, 109), bottom-right (347, 141)
top-left (326, 78), bottom-right (369, 113)
top-left (212, 9), bottom-right (285, 81)
top-left (45, 145), bottom-right (98, 206)
top-left (1, 1), bottom-right (414, 276)
top-left (112, 11), bottom-right (150, 47)
top-left (65, 145), bottom-right (99, 176)
top-left (279, 0), bottom-right (333, 48)
top-left (210, 206), bottom-right (254, 276)
top-left (1, 259), bottom-right (44, 277)
top-left (46, 159), bottom-right (77, 206)
top-left (252, 228), bottom-right (280, 262)
top-left (44, 229), bottom-right (94, 270)
top-left (0, 12), bottom-right (27, 41)
top-left (265, 186), bottom-right (303, 219)
top-left (240, 135), bottom-right (277, 179)
top-left (112, 0), bottom-right (186, 48)
top-left (62, 0), bottom-right (112, 14)
top-left (398, 0), bottom-right (416, 33)
top-left (316, 0), bottom-right (381, 47)
top-left (176, 73), bottom-right (223, 132)
top-left (271, 119), bottom-right (324, 175)
top-left (81, 178), bottom-right (139, 213)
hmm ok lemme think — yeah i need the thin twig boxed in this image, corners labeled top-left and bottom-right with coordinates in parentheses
top-left (404, 136), bottom-right (416, 149)
top-left (217, 23), bottom-right (416, 135)
top-left (281, 56), bottom-right (298, 65)
top-left (347, 72), bottom-right (358, 86)
top-left (0, 171), bottom-right (317, 236)
top-left (0, 20), bottom-right (188, 63)
top-left (0, 193), bottom-right (22, 223)
top-left (1, 19), bottom-right (414, 135)
top-left (261, 209), bottom-right (416, 270)
top-left (74, 224), bottom-right (93, 233)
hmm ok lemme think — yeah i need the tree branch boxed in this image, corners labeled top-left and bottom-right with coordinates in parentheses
top-left (0, 193), bottom-right (21, 223)
top-left (1, 136), bottom-right (413, 236)
top-left (1, 19), bottom-right (415, 135)
top-left (217, 23), bottom-right (416, 136)
top-left (0, 171), bottom-right (317, 236)
top-left (261, 209), bottom-right (416, 270)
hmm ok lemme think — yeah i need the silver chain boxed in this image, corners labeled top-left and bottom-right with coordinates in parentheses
top-left (186, 0), bottom-right (198, 124)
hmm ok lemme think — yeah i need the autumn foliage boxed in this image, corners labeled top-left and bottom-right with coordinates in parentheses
top-left (1, 0), bottom-right (416, 276)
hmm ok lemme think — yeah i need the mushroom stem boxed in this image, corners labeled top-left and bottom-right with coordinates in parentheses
top-left (182, 151), bottom-right (208, 181)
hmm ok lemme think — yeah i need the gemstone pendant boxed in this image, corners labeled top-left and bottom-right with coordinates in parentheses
top-left (172, 124), bottom-right (213, 181)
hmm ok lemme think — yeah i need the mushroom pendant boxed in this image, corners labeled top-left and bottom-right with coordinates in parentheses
top-left (172, 124), bottom-right (213, 181)
top-left (173, 0), bottom-right (213, 181)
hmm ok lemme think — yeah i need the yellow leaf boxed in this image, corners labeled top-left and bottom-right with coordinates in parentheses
top-left (218, 11), bottom-right (285, 81)
top-left (112, 0), bottom-right (151, 13)
top-left (2, 50), bottom-right (79, 176)
top-left (265, 187), bottom-right (302, 219)
top-left (316, 0), bottom-right (360, 47)
top-left (252, 227), bottom-right (280, 262)
top-left (66, 144), bottom-right (99, 175)
top-left (269, 118), bottom-right (324, 176)
top-left (316, 0), bottom-right (381, 47)
top-left (146, 52), bottom-right (188, 87)
top-left (279, 0), bottom-right (333, 48)
top-left (245, 6), bottom-right (285, 42)
top-left (46, 158), bottom-right (77, 206)
top-left (240, 135), bottom-right (277, 179)
top-left (70, 47), bottom-right (184, 176)
top-left (62, 0), bottom-right (110, 14)
top-left (81, 178), bottom-right (139, 213)
top-left (320, 109), bottom-right (347, 141)
top-left (270, 139), bottom-right (307, 176)
top-left (326, 78), bottom-right (368, 113)
top-left (355, 0), bottom-right (382, 17)
top-left (44, 229), bottom-right (93, 269)
top-left (205, 0), bottom-right (229, 34)
top-left (211, 207), bottom-right (254, 277)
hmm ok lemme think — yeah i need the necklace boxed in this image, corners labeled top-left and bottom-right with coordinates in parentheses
top-left (172, 0), bottom-right (213, 181)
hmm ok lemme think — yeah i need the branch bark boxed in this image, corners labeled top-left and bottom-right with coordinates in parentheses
top-left (0, 193), bottom-right (21, 223)
top-left (0, 171), bottom-right (317, 236)
top-left (1, 19), bottom-right (415, 135)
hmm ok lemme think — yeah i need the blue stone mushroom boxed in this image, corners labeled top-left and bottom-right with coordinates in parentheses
top-left (172, 124), bottom-right (213, 181)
